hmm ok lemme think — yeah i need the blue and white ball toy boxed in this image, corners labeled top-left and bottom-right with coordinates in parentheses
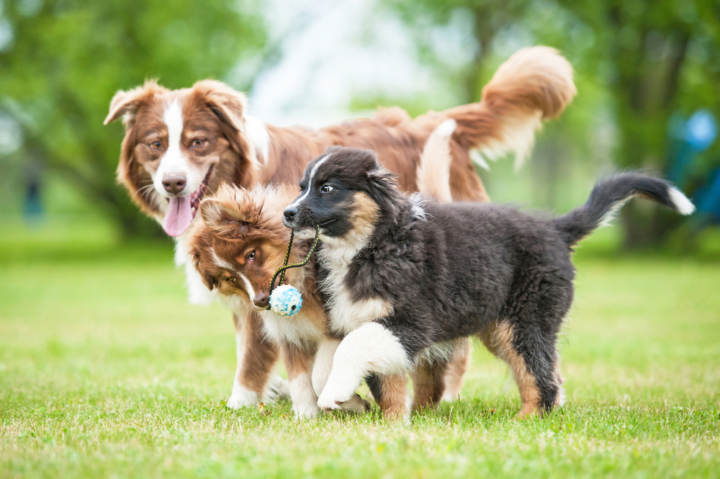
top-left (269, 284), bottom-right (303, 317)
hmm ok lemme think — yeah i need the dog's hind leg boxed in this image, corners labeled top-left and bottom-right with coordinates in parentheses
top-left (441, 338), bottom-right (470, 402)
top-left (511, 320), bottom-right (561, 416)
top-left (411, 360), bottom-right (446, 412)
top-left (410, 338), bottom-right (470, 411)
top-left (367, 373), bottom-right (410, 421)
top-left (478, 320), bottom-right (558, 418)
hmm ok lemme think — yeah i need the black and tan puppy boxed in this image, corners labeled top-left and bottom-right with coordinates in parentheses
top-left (283, 147), bottom-right (695, 417)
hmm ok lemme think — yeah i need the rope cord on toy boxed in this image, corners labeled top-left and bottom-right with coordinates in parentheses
top-left (267, 224), bottom-right (321, 303)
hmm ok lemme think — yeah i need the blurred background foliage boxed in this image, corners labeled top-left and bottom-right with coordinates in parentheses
top-left (1, 0), bottom-right (718, 251)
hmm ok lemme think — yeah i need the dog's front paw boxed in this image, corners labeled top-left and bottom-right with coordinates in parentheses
top-left (317, 384), bottom-right (356, 410)
top-left (263, 375), bottom-right (290, 404)
top-left (226, 384), bottom-right (259, 410)
top-left (293, 401), bottom-right (320, 420)
top-left (317, 391), bottom-right (343, 410)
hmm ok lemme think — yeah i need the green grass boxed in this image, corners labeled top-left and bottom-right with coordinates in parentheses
top-left (1, 224), bottom-right (719, 478)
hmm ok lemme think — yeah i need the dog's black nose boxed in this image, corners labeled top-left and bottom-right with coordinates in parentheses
top-left (283, 206), bottom-right (297, 223)
top-left (162, 173), bottom-right (187, 195)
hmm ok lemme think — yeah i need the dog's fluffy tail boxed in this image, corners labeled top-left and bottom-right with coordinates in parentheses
top-left (417, 119), bottom-right (456, 203)
top-left (553, 173), bottom-right (695, 246)
top-left (444, 46), bottom-right (576, 170)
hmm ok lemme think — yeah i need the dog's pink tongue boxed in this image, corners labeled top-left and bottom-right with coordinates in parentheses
top-left (163, 196), bottom-right (193, 237)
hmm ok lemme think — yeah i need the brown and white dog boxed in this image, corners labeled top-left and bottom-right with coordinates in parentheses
top-left (103, 46), bottom-right (576, 410)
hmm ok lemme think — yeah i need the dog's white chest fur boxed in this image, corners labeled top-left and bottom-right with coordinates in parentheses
top-left (218, 291), bottom-right (323, 347)
top-left (259, 309), bottom-right (324, 347)
top-left (318, 239), bottom-right (393, 335)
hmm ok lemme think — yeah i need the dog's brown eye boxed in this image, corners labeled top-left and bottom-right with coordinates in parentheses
top-left (247, 250), bottom-right (256, 262)
top-left (320, 184), bottom-right (334, 193)
top-left (149, 140), bottom-right (163, 152)
top-left (190, 138), bottom-right (208, 149)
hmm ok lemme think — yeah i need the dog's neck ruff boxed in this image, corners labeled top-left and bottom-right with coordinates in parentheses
top-left (315, 202), bottom-right (407, 336)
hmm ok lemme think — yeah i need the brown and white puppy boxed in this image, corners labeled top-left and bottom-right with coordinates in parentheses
top-left (188, 184), bottom-right (372, 418)
top-left (188, 184), bottom-right (326, 418)
top-left (104, 46), bottom-right (576, 410)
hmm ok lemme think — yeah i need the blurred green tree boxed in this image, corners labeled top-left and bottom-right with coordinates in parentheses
top-left (383, 0), bottom-right (720, 247)
top-left (383, 0), bottom-right (530, 102)
top-left (554, 0), bottom-right (720, 247)
top-left (379, 0), bottom-right (611, 223)
top-left (0, 0), bottom-right (268, 237)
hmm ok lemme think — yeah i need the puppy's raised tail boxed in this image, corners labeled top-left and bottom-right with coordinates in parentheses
top-left (444, 46), bottom-right (576, 170)
top-left (553, 173), bottom-right (695, 246)
top-left (417, 119), bottom-right (456, 203)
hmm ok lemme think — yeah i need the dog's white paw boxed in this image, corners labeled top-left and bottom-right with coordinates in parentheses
top-left (293, 401), bottom-right (320, 419)
top-left (317, 384), bottom-right (355, 410)
top-left (317, 392), bottom-right (343, 410)
top-left (263, 375), bottom-right (290, 404)
top-left (441, 391), bottom-right (459, 402)
top-left (226, 384), bottom-right (259, 410)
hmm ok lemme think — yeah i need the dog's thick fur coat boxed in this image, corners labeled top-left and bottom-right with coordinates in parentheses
top-left (104, 46), bottom-right (576, 411)
top-left (186, 124), bottom-right (476, 419)
top-left (285, 148), bottom-right (694, 417)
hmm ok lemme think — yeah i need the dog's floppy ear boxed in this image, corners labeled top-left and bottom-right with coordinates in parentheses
top-left (199, 197), bottom-right (252, 237)
top-left (364, 152), bottom-right (401, 214)
top-left (104, 80), bottom-right (167, 127)
top-left (200, 201), bottom-right (249, 243)
top-left (364, 151), bottom-right (396, 192)
top-left (200, 184), bottom-right (241, 228)
top-left (199, 188), bottom-right (264, 240)
top-left (188, 244), bottom-right (217, 291)
top-left (199, 198), bottom-right (227, 229)
top-left (191, 79), bottom-right (247, 133)
top-left (367, 166), bottom-right (398, 198)
top-left (191, 80), bottom-right (257, 174)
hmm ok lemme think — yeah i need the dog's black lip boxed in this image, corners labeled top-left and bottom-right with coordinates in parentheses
top-left (283, 218), bottom-right (334, 229)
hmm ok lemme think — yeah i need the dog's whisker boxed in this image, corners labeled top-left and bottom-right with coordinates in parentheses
top-left (136, 183), bottom-right (157, 200)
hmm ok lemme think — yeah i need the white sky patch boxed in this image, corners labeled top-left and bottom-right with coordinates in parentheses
top-left (245, 0), bottom-right (460, 126)
top-left (0, 18), bottom-right (13, 52)
top-left (0, 114), bottom-right (22, 154)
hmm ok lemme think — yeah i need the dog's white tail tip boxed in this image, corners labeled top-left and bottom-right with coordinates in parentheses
top-left (435, 118), bottom-right (457, 137)
top-left (668, 186), bottom-right (695, 215)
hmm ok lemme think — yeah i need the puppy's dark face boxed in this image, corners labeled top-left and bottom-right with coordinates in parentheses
top-left (283, 148), bottom-right (388, 238)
